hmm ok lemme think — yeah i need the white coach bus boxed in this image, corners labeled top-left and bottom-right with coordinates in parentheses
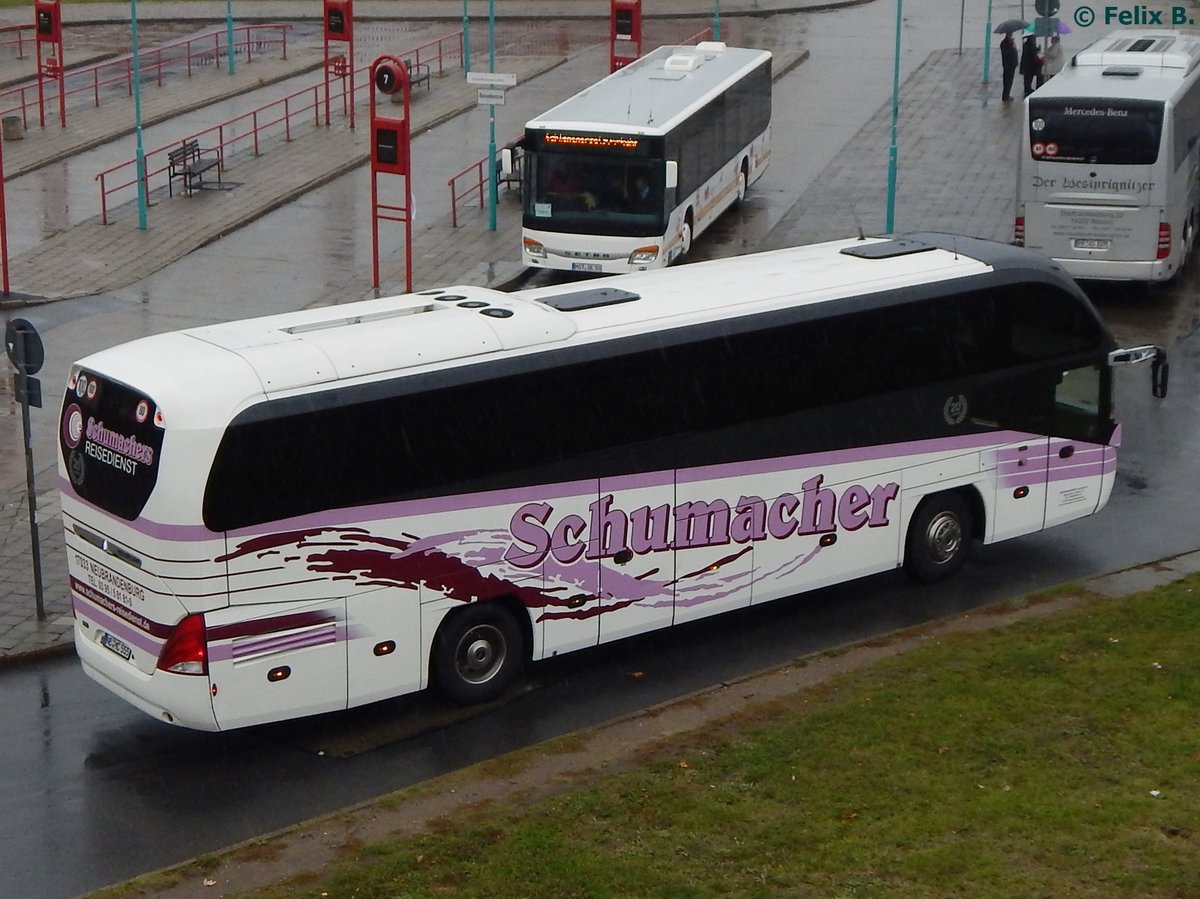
top-left (60, 234), bottom-right (1167, 731)
top-left (518, 41), bottom-right (771, 273)
top-left (1016, 30), bottom-right (1200, 280)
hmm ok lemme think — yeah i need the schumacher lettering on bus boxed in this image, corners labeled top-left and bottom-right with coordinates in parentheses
top-left (504, 475), bottom-right (900, 569)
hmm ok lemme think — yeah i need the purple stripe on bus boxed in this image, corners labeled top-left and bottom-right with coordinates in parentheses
top-left (227, 626), bottom-right (338, 660)
top-left (207, 609), bottom-right (340, 642)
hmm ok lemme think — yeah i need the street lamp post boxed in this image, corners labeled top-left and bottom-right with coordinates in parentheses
top-left (885, 0), bottom-right (902, 233)
top-left (463, 0), bottom-right (471, 74)
top-left (131, 0), bottom-right (148, 230)
top-left (487, 0), bottom-right (497, 230)
top-left (712, 0), bottom-right (720, 41)
top-left (225, 0), bottom-right (236, 74)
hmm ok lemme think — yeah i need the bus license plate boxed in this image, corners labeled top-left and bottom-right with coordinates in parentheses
top-left (100, 631), bottom-right (133, 661)
top-left (1074, 238), bottom-right (1110, 250)
top-left (571, 262), bottom-right (602, 273)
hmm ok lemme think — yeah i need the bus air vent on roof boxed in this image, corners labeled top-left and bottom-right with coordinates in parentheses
top-left (538, 287), bottom-right (641, 311)
top-left (839, 238), bottom-right (936, 260)
top-left (1103, 65), bottom-right (1142, 77)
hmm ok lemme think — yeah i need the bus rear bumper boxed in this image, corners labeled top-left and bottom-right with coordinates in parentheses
top-left (1054, 256), bottom-right (1175, 282)
top-left (75, 623), bottom-right (219, 731)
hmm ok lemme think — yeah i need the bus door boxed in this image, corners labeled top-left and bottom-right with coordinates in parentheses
top-left (527, 484), bottom-right (602, 657)
top-left (597, 473), bottom-right (675, 643)
top-left (672, 469), bottom-right (753, 625)
top-left (206, 597), bottom-right (348, 730)
top-left (987, 437), bottom-right (1051, 543)
top-left (1043, 363), bottom-right (1111, 529)
top-left (1024, 99), bottom-right (1163, 263)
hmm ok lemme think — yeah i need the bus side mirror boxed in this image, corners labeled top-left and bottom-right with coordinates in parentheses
top-left (1152, 353), bottom-right (1169, 398)
top-left (665, 161), bottom-right (678, 190)
top-left (1109, 345), bottom-right (1169, 398)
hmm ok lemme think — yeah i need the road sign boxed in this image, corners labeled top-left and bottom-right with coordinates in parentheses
top-left (477, 88), bottom-right (506, 106)
top-left (1034, 0), bottom-right (1060, 16)
top-left (1032, 16), bottom-right (1061, 37)
top-left (12, 372), bottom-right (41, 408)
top-left (467, 72), bottom-right (517, 87)
top-left (5, 318), bottom-right (44, 375)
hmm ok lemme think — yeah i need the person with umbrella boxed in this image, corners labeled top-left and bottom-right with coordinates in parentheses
top-left (1020, 34), bottom-right (1044, 96)
top-left (994, 20), bottom-right (1026, 102)
top-left (1000, 32), bottom-right (1019, 101)
top-left (1043, 35), bottom-right (1065, 80)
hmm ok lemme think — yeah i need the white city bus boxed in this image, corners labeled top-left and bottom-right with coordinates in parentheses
top-left (517, 41), bottom-right (771, 273)
top-left (1016, 30), bottom-right (1200, 281)
top-left (60, 234), bottom-right (1167, 731)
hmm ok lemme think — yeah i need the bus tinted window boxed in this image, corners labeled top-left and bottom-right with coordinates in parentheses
top-left (203, 282), bottom-right (1107, 532)
top-left (1029, 98), bottom-right (1163, 164)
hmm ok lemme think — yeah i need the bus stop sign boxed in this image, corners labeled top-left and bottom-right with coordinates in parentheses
top-left (5, 318), bottom-right (44, 375)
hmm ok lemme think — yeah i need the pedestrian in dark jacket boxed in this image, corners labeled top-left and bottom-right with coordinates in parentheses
top-left (1000, 34), bottom-right (1019, 102)
top-left (1020, 35), bottom-right (1043, 97)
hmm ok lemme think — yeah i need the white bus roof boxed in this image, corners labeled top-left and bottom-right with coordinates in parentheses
top-left (78, 236), bottom-right (1038, 432)
top-left (1035, 30), bottom-right (1200, 102)
top-left (523, 42), bottom-right (771, 137)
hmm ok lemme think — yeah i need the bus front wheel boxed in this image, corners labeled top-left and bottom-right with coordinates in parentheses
top-left (432, 602), bottom-right (525, 704)
top-left (675, 214), bottom-right (693, 264)
top-left (904, 492), bottom-right (973, 583)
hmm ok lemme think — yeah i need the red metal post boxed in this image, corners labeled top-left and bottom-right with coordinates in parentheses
top-left (370, 54), bottom-right (413, 293)
top-left (610, 0), bottom-right (642, 72)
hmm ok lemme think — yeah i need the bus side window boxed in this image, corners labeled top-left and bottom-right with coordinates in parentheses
top-left (1053, 365), bottom-right (1104, 442)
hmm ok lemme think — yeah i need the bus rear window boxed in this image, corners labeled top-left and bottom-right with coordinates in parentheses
top-left (60, 370), bottom-right (165, 521)
top-left (1029, 98), bottom-right (1163, 165)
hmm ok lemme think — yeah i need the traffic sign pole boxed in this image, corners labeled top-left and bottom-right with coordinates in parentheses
top-left (6, 320), bottom-right (46, 620)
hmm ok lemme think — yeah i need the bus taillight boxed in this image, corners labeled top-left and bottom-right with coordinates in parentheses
top-left (1013, 216), bottom-right (1025, 247)
top-left (1156, 223), bottom-right (1171, 259)
top-left (157, 613), bottom-right (208, 675)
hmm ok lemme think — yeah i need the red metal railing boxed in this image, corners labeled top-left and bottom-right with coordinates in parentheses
top-left (0, 24), bottom-right (33, 60)
top-left (447, 26), bottom-right (713, 226)
top-left (0, 24), bottom-right (290, 131)
top-left (95, 31), bottom-right (465, 224)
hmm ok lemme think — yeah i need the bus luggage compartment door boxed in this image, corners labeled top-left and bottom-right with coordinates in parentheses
top-left (1028, 203), bottom-right (1156, 263)
top-left (206, 598), bottom-right (348, 730)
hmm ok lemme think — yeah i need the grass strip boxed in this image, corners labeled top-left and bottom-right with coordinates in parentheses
top-left (221, 574), bottom-right (1200, 898)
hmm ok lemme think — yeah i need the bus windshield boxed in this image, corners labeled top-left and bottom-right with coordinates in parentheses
top-left (523, 153), bottom-right (666, 236)
top-left (1028, 98), bottom-right (1164, 165)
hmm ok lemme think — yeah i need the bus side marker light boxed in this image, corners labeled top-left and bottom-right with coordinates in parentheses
top-left (373, 641), bottom-right (396, 656)
top-left (268, 666), bottom-right (291, 683)
top-left (819, 534), bottom-right (837, 547)
top-left (1013, 486), bottom-right (1030, 499)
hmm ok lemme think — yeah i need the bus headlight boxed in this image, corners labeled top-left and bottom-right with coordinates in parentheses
top-left (523, 238), bottom-right (547, 258)
top-left (629, 245), bottom-right (659, 265)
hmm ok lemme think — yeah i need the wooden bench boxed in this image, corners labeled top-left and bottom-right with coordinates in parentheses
top-left (168, 139), bottom-right (222, 197)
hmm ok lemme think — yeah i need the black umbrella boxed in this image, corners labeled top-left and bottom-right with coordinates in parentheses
top-left (994, 18), bottom-right (1028, 33)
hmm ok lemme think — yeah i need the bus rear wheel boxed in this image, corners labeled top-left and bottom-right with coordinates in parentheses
top-left (904, 492), bottom-right (973, 583)
top-left (432, 602), bottom-right (525, 704)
